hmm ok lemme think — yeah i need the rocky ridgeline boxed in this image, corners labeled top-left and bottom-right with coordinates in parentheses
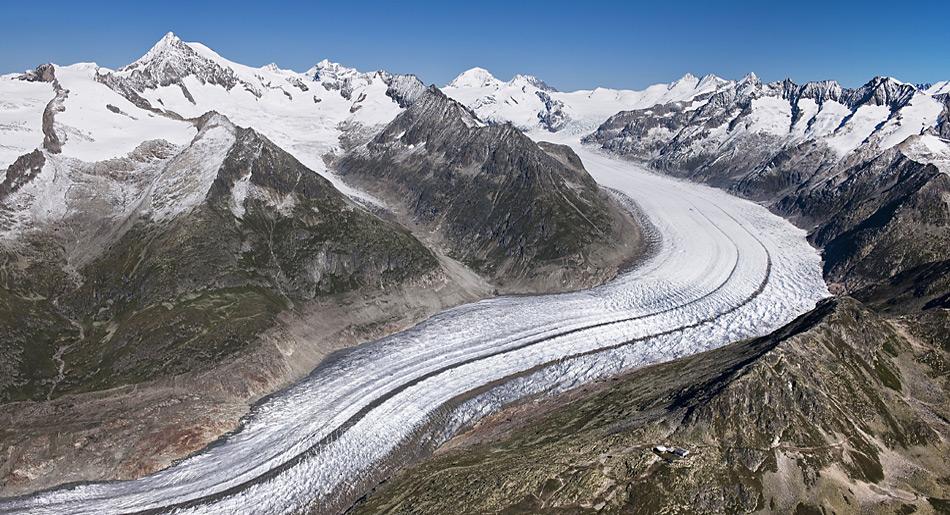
top-left (585, 75), bottom-right (950, 309)
top-left (336, 87), bottom-right (642, 293)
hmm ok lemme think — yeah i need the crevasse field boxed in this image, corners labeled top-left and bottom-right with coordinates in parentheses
top-left (1, 132), bottom-right (829, 514)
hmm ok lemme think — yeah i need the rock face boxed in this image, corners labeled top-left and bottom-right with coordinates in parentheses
top-left (336, 87), bottom-right (642, 293)
top-left (380, 71), bottom-right (427, 107)
top-left (585, 76), bottom-right (950, 308)
top-left (354, 298), bottom-right (950, 514)
top-left (535, 90), bottom-right (569, 132)
top-left (0, 150), bottom-right (45, 201)
top-left (16, 63), bottom-right (56, 83)
top-left (18, 63), bottom-right (71, 154)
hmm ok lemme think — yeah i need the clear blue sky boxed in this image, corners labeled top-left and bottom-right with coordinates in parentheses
top-left (1, 0), bottom-right (947, 90)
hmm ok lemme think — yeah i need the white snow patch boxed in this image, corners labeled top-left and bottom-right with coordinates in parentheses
top-left (877, 93), bottom-right (943, 150)
top-left (53, 64), bottom-right (195, 162)
top-left (230, 171), bottom-right (251, 218)
top-left (0, 74), bottom-right (55, 167)
top-left (826, 104), bottom-right (891, 157)
top-left (747, 96), bottom-right (793, 136)
top-left (901, 134), bottom-right (950, 174)
top-left (925, 81), bottom-right (950, 96)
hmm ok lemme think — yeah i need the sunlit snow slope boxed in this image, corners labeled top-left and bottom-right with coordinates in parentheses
top-left (0, 132), bottom-right (828, 514)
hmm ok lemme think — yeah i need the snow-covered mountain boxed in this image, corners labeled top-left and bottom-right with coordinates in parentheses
top-left (570, 74), bottom-right (950, 298)
top-left (0, 32), bottom-right (425, 201)
top-left (441, 66), bottom-right (950, 178)
top-left (438, 66), bottom-right (950, 308)
top-left (584, 74), bottom-right (950, 173)
top-left (442, 67), bottom-right (729, 133)
top-left (0, 34), bottom-right (465, 416)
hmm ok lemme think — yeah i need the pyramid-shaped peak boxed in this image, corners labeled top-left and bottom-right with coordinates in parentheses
top-left (146, 32), bottom-right (188, 55)
top-left (122, 31), bottom-right (194, 72)
top-left (740, 72), bottom-right (760, 84)
top-left (697, 74), bottom-right (725, 85)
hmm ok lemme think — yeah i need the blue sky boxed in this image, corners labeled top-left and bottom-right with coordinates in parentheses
top-left (1, 0), bottom-right (947, 90)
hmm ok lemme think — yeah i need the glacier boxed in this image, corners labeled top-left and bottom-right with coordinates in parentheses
top-left (0, 133), bottom-right (829, 514)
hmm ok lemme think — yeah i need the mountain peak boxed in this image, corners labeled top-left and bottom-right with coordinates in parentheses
top-left (509, 73), bottom-right (557, 92)
top-left (677, 72), bottom-right (699, 83)
top-left (309, 59), bottom-right (360, 81)
top-left (448, 67), bottom-right (500, 89)
top-left (846, 75), bottom-right (917, 109)
top-left (144, 31), bottom-right (182, 51)
top-left (146, 31), bottom-right (187, 56)
top-left (740, 72), bottom-right (760, 84)
top-left (872, 75), bottom-right (906, 85)
top-left (669, 73), bottom-right (701, 91)
top-left (122, 31), bottom-right (193, 72)
top-left (109, 31), bottom-right (252, 96)
top-left (696, 74), bottom-right (727, 91)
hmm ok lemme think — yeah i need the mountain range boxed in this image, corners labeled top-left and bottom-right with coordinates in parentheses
top-left (0, 32), bottom-right (946, 513)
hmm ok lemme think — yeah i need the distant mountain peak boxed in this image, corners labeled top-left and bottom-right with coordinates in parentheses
top-left (846, 75), bottom-right (917, 109)
top-left (740, 72), bottom-right (760, 84)
top-left (313, 58), bottom-right (346, 70)
top-left (108, 31), bottom-right (255, 98)
top-left (309, 59), bottom-right (360, 82)
top-left (448, 67), bottom-right (500, 89)
top-left (122, 31), bottom-right (193, 72)
top-left (669, 73), bottom-right (702, 92)
top-left (509, 73), bottom-right (557, 92)
top-left (799, 79), bottom-right (843, 103)
top-left (157, 31), bottom-right (180, 45)
top-left (675, 72), bottom-right (699, 84)
top-left (696, 74), bottom-right (727, 90)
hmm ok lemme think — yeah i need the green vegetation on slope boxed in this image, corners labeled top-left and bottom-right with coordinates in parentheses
top-left (0, 121), bottom-right (440, 402)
